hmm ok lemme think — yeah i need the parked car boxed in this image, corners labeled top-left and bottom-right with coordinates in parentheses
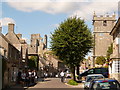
top-left (84, 74), bottom-right (104, 89)
top-left (88, 78), bottom-right (120, 90)
top-left (79, 68), bottom-right (108, 80)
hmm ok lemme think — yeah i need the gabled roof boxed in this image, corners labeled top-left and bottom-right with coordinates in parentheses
top-left (5, 32), bottom-right (21, 44)
top-left (110, 17), bottom-right (120, 35)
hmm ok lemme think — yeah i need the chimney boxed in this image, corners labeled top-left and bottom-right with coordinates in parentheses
top-left (8, 23), bottom-right (14, 33)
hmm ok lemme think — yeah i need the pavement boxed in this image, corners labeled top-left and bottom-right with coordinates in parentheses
top-left (27, 78), bottom-right (84, 89)
top-left (3, 78), bottom-right (84, 90)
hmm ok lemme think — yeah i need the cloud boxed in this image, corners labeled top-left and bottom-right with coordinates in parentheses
top-left (0, 17), bottom-right (16, 26)
top-left (52, 24), bottom-right (59, 28)
top-left (6, 1), bottom-right (118, 21)
top-left (7, 2), bottom-right (78, 14)
top-left (70, 2), bottom-right (118, 21)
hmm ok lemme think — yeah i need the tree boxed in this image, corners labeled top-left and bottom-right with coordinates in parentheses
top-left (106, 43), bottom-right (113, 60)
top-left (50, 16), bottom-right (93, 81)
top-left (28, 56), bottom-right (38, 69)
top-left (96, 56), bottom-right (106, 65)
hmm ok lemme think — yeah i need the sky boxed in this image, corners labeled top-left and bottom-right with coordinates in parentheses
top-left (0, 0), bottom-right (120, 57)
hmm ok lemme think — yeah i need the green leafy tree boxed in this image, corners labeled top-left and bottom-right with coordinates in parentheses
top-left (50, 16), bottom-right (93, 81)
top-left (106, 43), bottom-right (113, 60)
top-left (28, 56), bottom-right (38, 69)
top-left (96, 56), bottom-right (106, 65)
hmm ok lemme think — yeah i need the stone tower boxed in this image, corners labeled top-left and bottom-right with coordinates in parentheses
top-left (92, 13), bottom-right (116, 67)
top-left (44, 34), bottom-right (47, 49)
top-left (30, 34), bottom-right (40, 53)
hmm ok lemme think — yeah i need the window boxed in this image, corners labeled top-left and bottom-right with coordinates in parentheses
top-left (115, 60), bottom-right (120, 73)
top-left (103, 20), bottom-right (107, 26)
top-left (88, 69), bottom-right (94, 74)
top-left (95, 69), bottom-right (101, 73)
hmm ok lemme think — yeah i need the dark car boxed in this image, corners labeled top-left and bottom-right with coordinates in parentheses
top-left (88, 78), bottom-right (120, 90)
top-left (79, 68), bottom-right (108, 80)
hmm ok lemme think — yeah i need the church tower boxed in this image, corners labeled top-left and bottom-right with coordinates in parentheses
top-left (92, 13), bottom-right (116, 66)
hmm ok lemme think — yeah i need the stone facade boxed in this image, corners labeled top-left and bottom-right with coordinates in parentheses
top-left (1, 22), bottom-right (66, 88)
top-left (5, 23), bottom-right (28, 68)
top-left (0, 29), bottom-right (21, 88)
top-left (92, 13), bottom-right (116, 67)
top-left (109, 17), bottom-right (120, 82)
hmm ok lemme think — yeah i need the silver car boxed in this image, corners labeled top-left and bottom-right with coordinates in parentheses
top-left (84, 74), bottom-right (104, 89)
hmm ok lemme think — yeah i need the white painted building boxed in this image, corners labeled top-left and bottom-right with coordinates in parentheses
top-left (109, 17), bottom-right (120, 82)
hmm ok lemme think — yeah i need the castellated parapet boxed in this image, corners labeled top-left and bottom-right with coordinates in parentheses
top-left (28, 34), bottom-right (47, 54)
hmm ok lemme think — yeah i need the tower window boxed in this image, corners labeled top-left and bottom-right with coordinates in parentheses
top-left (103, 20), bottom-right (107, 26)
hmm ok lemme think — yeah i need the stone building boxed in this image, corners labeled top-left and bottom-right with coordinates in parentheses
top-left (40, 50), bottom-right (66, 77)
top-left (28, 34), bottom-right (48, 70)
top-left (5, 23), bottom-right (28, 68)
top-left (0, 22), bottom-right (67, 89)
top-left (92, 13), bottom-right (116, 67)
top-left (0, 26), bottom-right (21, 88)
top-left (109, 17), bottom-right (120, 82)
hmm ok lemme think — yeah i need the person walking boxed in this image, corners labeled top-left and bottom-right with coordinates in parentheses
top-left (17, 70), bottom-right (22, 84)
top-left (60, 70), bottom-right (65, 83)
top-left (33, 70), bottom-right (37, 83)
top-left (28, 69), bottom-right (32, 85)
top-left (21, 70), bottom-right (26, 86)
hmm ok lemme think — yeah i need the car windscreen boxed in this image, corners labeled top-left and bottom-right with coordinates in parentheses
top-left (86, 76), bottom-right (104, 82)
top-left (93, 81), bottom-right (120, 89)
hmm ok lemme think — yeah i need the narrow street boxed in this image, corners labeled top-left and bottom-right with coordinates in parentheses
top-left (27, 78), bottom-right (84, 89)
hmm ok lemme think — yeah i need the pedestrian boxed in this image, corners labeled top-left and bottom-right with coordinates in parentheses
top-left (33, 70), bottom-right (37, 83)
top-left (31, 70), bottom-right (35, 84)
top-left (17, 70), bottom-right (22, 84)
top-left (28, 69), bottom-right (32, 85)
top-left (25, 70), bottom-right (29, 87)
top-left (60, 70), bottom-right (65, 83)
top-left (21, 70), bottom-right (26, 86)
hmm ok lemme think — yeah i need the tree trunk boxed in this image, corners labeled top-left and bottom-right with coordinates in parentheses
top-left (77, 65), bottom-right (80, 75)
top-left (71, 66), bottom-right (76, 81)
top-left (76, 65), bottom-right (80, 80)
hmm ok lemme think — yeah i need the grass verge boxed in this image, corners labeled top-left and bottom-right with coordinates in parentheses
top-left (67, 79), bottom-right (78, 85)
